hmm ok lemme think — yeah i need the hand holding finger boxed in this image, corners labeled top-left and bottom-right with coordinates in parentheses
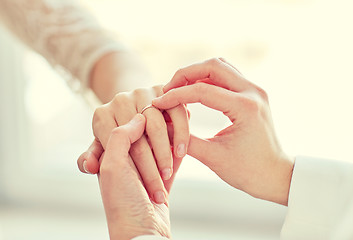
top-left (155, 59), bottom-right (294, 206)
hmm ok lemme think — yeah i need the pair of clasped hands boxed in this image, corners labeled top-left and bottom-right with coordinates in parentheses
top-left (77, 58), bottom-right (294, 240)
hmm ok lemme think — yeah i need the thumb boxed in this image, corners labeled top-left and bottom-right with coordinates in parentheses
top-left (104, 114), bottom-right (146, 164)
top-left (187, 134), bottom-right (217, 168)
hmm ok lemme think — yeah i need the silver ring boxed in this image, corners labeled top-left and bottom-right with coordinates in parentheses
top-left (140, 104), bottom-right (159, 114)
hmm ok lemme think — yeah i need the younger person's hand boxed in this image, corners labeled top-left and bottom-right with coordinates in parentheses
top-left (153, 58), bottom-right (294, 206)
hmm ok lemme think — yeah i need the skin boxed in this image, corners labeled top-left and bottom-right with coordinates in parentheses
top-left (77, 52), bottom-right (190, 204)
top-left (98, 114), bottom-right (182, 240)
top-left (89, 58), bottom-right (295, 239)
top-left (89, 51), bottom-right (150, 104)
top-left (153, 58), bottom-right (295, 206)
top-left (77, 85), bottom-right (189, 204)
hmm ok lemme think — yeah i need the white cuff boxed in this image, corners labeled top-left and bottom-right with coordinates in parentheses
top-left (281, 156), bottom-right (353, 240)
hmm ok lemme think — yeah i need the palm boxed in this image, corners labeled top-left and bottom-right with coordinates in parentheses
top-left (202, 105), bottom-right (284, 199)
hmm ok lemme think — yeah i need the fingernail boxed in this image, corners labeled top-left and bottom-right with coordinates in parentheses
top-left (83, 160), bottom-right (91, 174)
top-left (152, 96), bottom-right (162, 104)
top-left (130, 114), bottom-right (143, 125)
top-left (154, 191), bottom-right (167, 204)
top-left (161, 168), bottom-right (172, 180)
top-left (177, 144), bottom-right (186, 157)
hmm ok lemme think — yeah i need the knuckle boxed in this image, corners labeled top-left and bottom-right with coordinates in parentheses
top-left (152, 85), bottom-right (164, 96)
top-left (133, 87), bottom-right (147, 98)
top-left (112, 92), bottom-right (131, 108)
top-left (193, 83), bottom-right (209, 103)
top-left (206, 57), bottom-right (222, 67)
top-left (92, 106), bottom-right (108, 130)
top-left (255, 86), bottom-right (269, 102)
top-left (194, 82), bottom-right (207, 93)
top-left (93, 106), bottom-right (105, 120)
top-left (175, 68), bottom-right (185, 77)
top-left (240, 96), bottom-right (261, 113)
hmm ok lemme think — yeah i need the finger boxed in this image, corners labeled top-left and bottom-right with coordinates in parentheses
top-left (130, 136), bottom-right (168, 204)
top-left (166, 104), bottom-right (190, 158)
top-left (163, 156), bottom-right (183, 194)
top-left (163, 58), bottom-right (249, 93)
top-left (187, 134), bottom-right (218, 170)
top-left (92, 106), bottom-right (119, 149)
top-left (100, 114), bottom-right (146, 181)
top-left (77, 139), bottom-right (103, 174)
top-left (219, 57), bottom-right (243, 76)
top-left (166, 122), bottom-right (174, 144)
top-left (122, 89), bottom-right (170, 203)
top-left (154, 83), bottom-right (242, 122)
top-left (143, 107), bottom-right (173, 181)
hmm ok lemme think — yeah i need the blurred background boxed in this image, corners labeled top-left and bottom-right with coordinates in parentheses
top-left (1, 0), bottom-right (353, 239)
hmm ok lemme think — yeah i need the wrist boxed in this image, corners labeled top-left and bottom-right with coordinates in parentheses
top-left (90, 52), bottom-right (150, 103)
top-left (270, 154), bottom-right (295, 206)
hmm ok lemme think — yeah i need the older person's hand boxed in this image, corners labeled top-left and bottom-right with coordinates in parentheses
top-left (153, 58), bottom-right (294, 206)
top-left (99, 114), bottom-right (181, 240)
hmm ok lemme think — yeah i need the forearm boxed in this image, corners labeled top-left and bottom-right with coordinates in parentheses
top-left (0, 0), bottom-right (140, 98)
top-left (90, 51), bottom-right (151, 103)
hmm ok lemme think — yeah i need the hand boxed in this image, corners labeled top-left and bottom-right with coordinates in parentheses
top-left (153, 58), bottom-right (294, 206)
top-left (77, 85), bottom-right (189, 204)
top-left (99, 114), bottom-right (180, 240)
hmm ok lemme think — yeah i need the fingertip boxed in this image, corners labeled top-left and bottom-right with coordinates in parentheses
top-left (84, 152), bottom-right (100, 174)
top-left (130, 113), bottom-right (146, 125)
top-left (161, 168), bottom-right (173, 181)
top-left (152, 96), bottom-right (162, 107)
top-left (153, 190), bottom-right (167, 204)
top-left (175, 143), bottom-right (186, 158)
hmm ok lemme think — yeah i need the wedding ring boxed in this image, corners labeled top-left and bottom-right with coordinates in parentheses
top-left (140, 104), bottom-right (159, 114)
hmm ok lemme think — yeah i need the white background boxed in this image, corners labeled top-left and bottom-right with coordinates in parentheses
top-left (1, 0), bottom-right (353, 239)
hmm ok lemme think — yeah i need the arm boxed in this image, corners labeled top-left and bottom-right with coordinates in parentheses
top-left (0, 0), bottom-right (148, 103)
top-left (0, 0), bottom-right (190, 199)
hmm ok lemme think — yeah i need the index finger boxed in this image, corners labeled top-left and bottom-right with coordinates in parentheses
top-left (163, 58), bottom-right (250, 93)
top-left (154, 83), bottom-right (241, 122)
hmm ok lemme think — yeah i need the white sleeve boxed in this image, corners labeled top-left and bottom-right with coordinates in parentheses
top-left (131, 236), bottom-right (169, 240)
top-left (0, 0), bottom-right (124, 91)
top-left (281, 156), bottom-right (353, 240)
